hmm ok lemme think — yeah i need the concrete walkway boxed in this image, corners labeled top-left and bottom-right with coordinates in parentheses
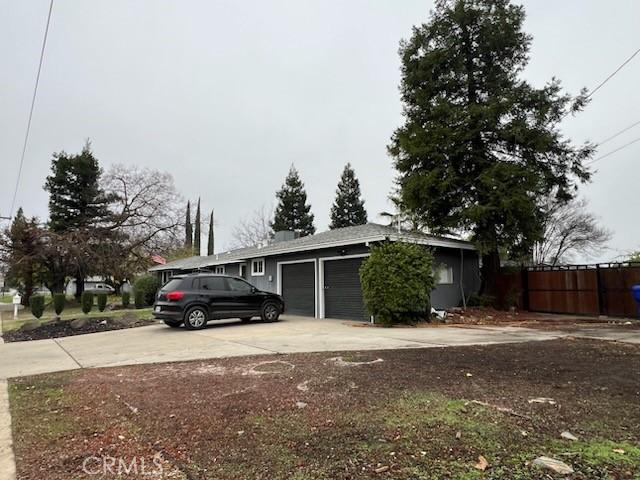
top-left (1, 315), bottom-right (639, 380)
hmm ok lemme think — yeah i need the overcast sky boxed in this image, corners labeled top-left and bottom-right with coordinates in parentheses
top-left (1, 0), bottom-right (638, 260)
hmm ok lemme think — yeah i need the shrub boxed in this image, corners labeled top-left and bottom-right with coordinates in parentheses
top-left (467, 293), bottom-right (496, 307)
top-left (29, 295), bottom-right (45, 319)
top-left (53, 293), bottom-right (66, 316)
top-left (122, 291), bottom-right (130, 308)
top-left (360, 242), bottom-right (435, 325)
top-left (134, 289), bottom-right (146, 309)
top-left (97, 293), bottom-right (108, 312)
top-left (81, 291), bottom-right (94, 314)
top-left (133, 275), bottom-right (160, 308)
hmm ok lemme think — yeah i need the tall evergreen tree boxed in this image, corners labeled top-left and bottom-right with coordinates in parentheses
top-left (329, 163), bottom-right (368, 229)
top-left (194, 198), bottom-right (201, 255)
top-left (44, 142), bottom-right (114, 297)
top-left (207, 210), bottom-right (214, 256)
top-left (388, 0), bottom-right (592, 293)
top-left (44, 142), bottom-right (112, 232)
top-left (185, 201), bottom-right (193, 250)
top-left (271, 166), bottom-right (315, 236)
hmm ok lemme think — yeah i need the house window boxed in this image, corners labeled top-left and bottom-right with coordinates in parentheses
top-left (214, 266), bottom-right (225, 275)
top-left (436, 265), bottom-right (454, 285)
top-left (251, 258), bottom-right (265, 276)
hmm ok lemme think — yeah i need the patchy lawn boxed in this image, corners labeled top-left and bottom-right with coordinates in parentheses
top-left (9, 339), bottom-right (640, 479)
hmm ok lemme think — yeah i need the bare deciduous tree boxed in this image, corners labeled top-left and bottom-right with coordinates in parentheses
top-left (101, 165), bottom-right (184, 275)
top-left (231, 206), bottom-right (273, 249)
top-left (533, 197), bottom-right (612, 266)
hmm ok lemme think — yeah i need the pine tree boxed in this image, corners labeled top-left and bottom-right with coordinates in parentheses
top-left (194, 198), bottom-right (201, 255)
top-left (207, 210), bottom-right (214, 256)
top-left (44, 142), bottom-right (112, 232)
top-left (388, 0), bottom-right (592, 293)
top-left (185, 201), bottom-right (193, 250)
top-left (329, 163), bottom-right (367, 229)
top-left (271, 166), bottom-right (315, 236)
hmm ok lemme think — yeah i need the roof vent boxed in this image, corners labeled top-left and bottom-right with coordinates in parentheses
top-left (273, 230), bottom-right (300, 243)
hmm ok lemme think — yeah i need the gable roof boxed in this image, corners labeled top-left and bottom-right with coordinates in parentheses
top-left (149, 223), bottom-right (475, 272)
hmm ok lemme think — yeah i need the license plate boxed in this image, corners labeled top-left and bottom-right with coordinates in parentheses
top-left (154, 306), bottom-right (161, 312)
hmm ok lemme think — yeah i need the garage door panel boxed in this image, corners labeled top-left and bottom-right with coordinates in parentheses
top-left (281, 262), bottom-right (315, 316)
top-left (324, 258), bottom-right (368, 320)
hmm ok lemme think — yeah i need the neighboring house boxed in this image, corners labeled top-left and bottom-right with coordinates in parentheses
top-left (149, 223), bottom-right (480, 320)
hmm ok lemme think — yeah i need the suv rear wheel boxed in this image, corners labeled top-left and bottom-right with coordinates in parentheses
top-left (184, 306), bottom-right (208, 330)
top-left (261, 302), bottom-right (280, 323)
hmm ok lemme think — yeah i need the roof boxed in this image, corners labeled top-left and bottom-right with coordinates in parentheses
top-left (149, 223), bottom-right (475, 272)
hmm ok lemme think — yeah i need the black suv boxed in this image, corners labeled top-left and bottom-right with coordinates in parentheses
top-left (153, 274), bottom-right (285, 329)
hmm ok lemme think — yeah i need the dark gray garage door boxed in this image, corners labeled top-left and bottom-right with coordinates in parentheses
top-left (281, 262), bottom-right (315, 316)
top-left (324, 257), bottom-right (368, 320)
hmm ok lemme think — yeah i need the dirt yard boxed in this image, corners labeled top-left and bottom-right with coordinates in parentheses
top-left (9, 339), bottom-right (640, 479)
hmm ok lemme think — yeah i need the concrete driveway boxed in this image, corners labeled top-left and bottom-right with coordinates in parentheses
top-left (1, 315), bottom-right (639, 379)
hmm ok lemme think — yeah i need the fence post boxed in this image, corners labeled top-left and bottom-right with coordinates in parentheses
top-left (596, 264), bottom-right (604, 316)
top-left (521, 267), bottom-right (529, 311)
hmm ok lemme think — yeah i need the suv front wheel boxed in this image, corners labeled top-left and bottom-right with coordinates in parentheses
top-left (184, 306), bottom-right (208, 330)
top-left (261, 302), bottom-right (281, 323)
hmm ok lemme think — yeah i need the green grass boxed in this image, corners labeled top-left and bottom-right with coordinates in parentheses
top-left (1, 305), bottom-right (153, 332)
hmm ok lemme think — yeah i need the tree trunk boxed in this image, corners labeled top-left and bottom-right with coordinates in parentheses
top-left (22, 268), bottom-right (34, 306)
top-left (75, 274), bottom-right (85, 300)
top-left (479, 250), bottom-right (501, 297)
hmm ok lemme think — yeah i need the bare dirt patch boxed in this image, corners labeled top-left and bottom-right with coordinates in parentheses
top-left (9, 339), bottom-right (640, 479)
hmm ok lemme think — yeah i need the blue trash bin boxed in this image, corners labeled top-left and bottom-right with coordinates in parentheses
top-left (632, 285), bottom-right (640, 318)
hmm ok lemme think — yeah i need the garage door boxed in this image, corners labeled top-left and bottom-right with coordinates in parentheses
top-left (323, 257), bottom-right (368, 320)
top-left (281, 262), bottom-right (315, 316)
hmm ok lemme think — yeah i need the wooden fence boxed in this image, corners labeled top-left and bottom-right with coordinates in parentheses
top-left (496, 263), bottom-right (640, 318)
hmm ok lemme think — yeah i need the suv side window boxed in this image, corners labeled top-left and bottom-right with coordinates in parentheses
top-left (196, 277), bottom-right (227, 291)
top-left (227, 278), bottom-right (254, 292)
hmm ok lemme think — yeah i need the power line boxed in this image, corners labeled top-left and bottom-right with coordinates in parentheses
top-left (596, 119), bottom-right (640, 147)
top-left (585, 47), bottom-right (640, 100)
top-left (8, 0), bottom-right (54, 220)
top-left (588, 135), bottom-right (640, 166)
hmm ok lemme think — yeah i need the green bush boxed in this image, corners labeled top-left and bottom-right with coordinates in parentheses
top-left (133, 275), bottom-right (160, 308)
top-left (29, 295), bottom-right (45, 319)
top-left (53, 293), bottom-right (66, 316)
top-left (467, 293), bottom-right (496, 307)
top-left (134, 289), bottom-right (146, 309)
top-left (122, 291), bottom-right (130, 308)
top-left (81, 291), bottom-right (94, 314)
top-left (359, 242), bottom-right (435, 325)
top-left (97, 293), bottom-right (108, 312)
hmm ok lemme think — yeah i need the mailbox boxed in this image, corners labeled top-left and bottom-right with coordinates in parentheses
top-left (13, 294), bottom-right (21, 305)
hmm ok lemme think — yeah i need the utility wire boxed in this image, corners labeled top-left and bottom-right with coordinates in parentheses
top-left (585, 47), bottom-right (640, 100)
top-left (8, 0), bottom-right (54, 220)
top-left (596, 119), bottom-right (640, 147)
top-left (588, 135), bottom-right (640, 166)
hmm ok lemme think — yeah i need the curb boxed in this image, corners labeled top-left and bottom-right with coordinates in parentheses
top-left (0, 379), bottom-right (16, 480)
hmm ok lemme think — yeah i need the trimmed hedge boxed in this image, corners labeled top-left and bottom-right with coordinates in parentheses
top-left (134, 290), bottom-right (146, 309)
top-left (53, 293), bottom-right (66, 316)
top-left (97, 293), bottom-right (108, 312)
top-left (122, 291), bottom-right (130, 308)
top-left (133, 275), bottom-right (160, 308)
top-left (29, 295), bottom-right (45, 319)
top-left (81, 291), bottom-right (94, 314)
top-left (359, 242), bottom-right (435, 325)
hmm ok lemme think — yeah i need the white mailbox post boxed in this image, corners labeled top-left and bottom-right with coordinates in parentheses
top-left (13, 294), bottom-right (21, 319)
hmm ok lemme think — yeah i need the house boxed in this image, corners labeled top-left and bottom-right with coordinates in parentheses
top-left (149, 223), bottom-right (480, 320)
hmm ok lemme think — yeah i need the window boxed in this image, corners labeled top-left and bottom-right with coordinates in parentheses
top-left (196, 276), bottom-right (227, 291)
top-left (251, 258), bottom-right (265, 276)
top-left (213, 266), bottom-right (225, 275)
top-left (227, 278), bottom-right (254, 292)
top-left (436, 265), bottom-right (454, 285)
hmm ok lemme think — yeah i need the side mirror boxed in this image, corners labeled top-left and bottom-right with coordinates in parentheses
top-left (251, 287), bottom-right (257, 293)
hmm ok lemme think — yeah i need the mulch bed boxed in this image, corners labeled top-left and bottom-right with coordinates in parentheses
top-left (3, 316), bottom-right (157, 343)
top-left (9, 339), bottom-right (640, 479)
